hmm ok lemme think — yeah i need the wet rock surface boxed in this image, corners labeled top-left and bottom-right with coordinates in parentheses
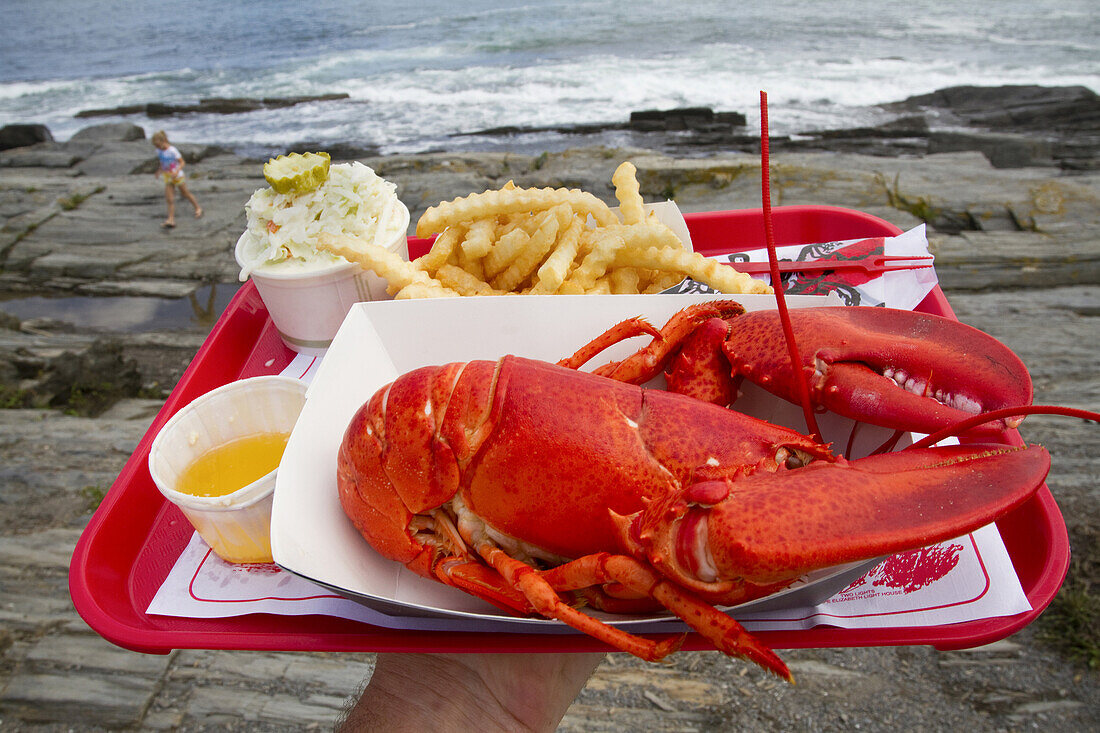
top-left (0, 90), bottom-right (1097, 730)
top-left (456, 85), bottom-right (1099, 171)
top-left (73, 94), bottom-right (352, 119)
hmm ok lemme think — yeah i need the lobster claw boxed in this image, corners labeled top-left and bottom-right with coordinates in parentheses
top-left (613, 442), bottom-right (1050, 600)
top-left (723, 307), bottom-right (1034, 436)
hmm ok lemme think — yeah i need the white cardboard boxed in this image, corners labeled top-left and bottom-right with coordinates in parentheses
top-left (269, 292), bottom-right (906, 628)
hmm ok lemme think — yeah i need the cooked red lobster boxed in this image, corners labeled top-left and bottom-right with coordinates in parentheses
top-left (335, 314), bottom-right (1054, 680)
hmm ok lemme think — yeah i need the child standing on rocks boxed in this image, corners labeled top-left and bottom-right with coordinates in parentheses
top-left (152, 130), bottom-right (202, 228)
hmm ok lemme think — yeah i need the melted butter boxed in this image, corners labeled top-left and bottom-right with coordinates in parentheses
top-left (176, 432), bottom-right (290, 498)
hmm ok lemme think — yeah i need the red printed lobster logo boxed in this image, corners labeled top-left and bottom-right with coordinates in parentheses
top-left (723, 236), bottom-right (887, 305)
top-left (841, 543), bottom-right (964, 595)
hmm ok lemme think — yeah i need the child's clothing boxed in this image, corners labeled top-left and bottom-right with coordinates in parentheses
top-left (157, 145), bottom-right (185, 184)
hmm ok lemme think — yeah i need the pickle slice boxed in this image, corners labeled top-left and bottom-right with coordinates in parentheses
top-left (263, 152), bottom-right (331, 195)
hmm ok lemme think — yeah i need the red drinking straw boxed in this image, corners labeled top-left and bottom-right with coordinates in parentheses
top-left (759, 90), bottom-right (823, 443)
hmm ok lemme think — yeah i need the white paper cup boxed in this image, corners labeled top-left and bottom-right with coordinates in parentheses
top-left (235, 200), bottom-right (410, 355)
top-left (148, 376), bottom-right (308, 564)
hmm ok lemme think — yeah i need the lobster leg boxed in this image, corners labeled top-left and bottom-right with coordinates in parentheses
top-left (664, 317), bottom-right (736, 406)
top-left (642, 564), bottom-right (792, 682)
top-left (536, 552), bottom-right (792, 680)
top-left (557, 301), bottom-right (744, 384)
top-left (474, 543), bottom-right (683, 662)
top-left (433, 558), bottom-right (537, 616)
top-left (556, 316), bottom-right (661, 371)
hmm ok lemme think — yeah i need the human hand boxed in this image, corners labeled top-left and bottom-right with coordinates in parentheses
top-left (339, 651), bottom-right (605, 732)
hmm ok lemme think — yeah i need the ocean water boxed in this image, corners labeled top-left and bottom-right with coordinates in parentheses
top-left (1, 0), bottom-right (1097, 155)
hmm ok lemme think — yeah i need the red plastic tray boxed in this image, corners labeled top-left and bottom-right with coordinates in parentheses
top-left (69, 205), bottom-right (1069, 655)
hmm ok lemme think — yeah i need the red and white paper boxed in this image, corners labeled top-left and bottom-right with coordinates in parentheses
top-left (147, 523), bottom-right (1029, 634)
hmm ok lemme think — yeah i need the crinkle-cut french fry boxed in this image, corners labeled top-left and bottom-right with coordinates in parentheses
top-left (648, 209), bottom-right (685, 248)
top-left (530, 215), bottom-right (585, 294)
top-left (589, 276), bottom-right (613, 294)
top-left (491, 205), bottom-right (565, 292)
top-left (612, 161), bottom-right (645, 225)
top-left (394, 281), bottom-right (461, 299)
top-left (436, 264), bottom-right (504, 296)
top-left (602, 221), bottom-right (684, 252)
top-left (645, 271), bottom-right (689, 293)
top-left (483, 227), bottom-right (531, 279)
top-left (456, 245), bottom-right (486, 281)
top-left (557, 280), bottom-right (586, 295)
top-left (573, 232), bottom-right (590, 259)
top-left (495, 212), bottom-right (524, 237)
top-left (413, 225), bottom-right (464, 276)
top-left (518, 211), bottom-right (546, 235)
top-left (523, 201), bottom-right (572, 235)
top-left (416, 186), bottom-right (616, 237)
top-left (318, 233), bottom-right (436, 293)
top-left (565, 230), bottom-right (625, 291)
top-left (634, 267), bottom-right (657, 291)
top-left (495, 211), bottom-right (542, 238)
top-left (610, 266), bottom-right (642, 294)
top-left (613, 245), bottom-right (772, 295)
top-left (460, 217), bottom-right (496, 259)
top-left (554, 203), bottom-right (579, 231)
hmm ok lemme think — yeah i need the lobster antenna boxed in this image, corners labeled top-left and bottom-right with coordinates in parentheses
top-left (908, 405), bottom-right (1100, 450)
top-left (760, 91), bottom-right (823, 443)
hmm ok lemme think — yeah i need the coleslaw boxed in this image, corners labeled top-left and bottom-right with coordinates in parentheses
top-left (237, 162), bottom-right (405, 281)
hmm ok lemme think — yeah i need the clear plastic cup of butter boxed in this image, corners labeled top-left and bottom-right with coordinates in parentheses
top-left (148, 375), bottom-right (307, 563)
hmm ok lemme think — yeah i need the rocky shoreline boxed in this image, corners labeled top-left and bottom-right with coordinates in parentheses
top-left (0, 85), bottom-right (1097, 730)
top-left (452, 84), bottom-right (1100, 171)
